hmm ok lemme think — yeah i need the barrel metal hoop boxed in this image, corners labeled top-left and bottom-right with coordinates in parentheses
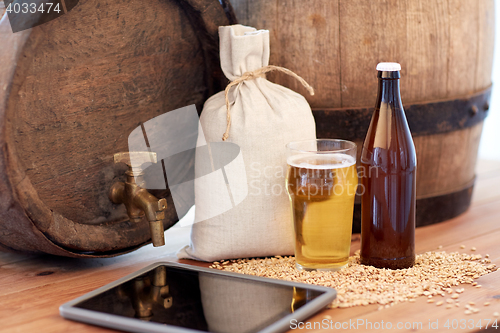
top-left (313, 86), bottom-right (492, 141)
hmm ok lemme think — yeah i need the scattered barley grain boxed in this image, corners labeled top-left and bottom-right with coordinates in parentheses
top-left (210, 251), bottom-right (496, 308)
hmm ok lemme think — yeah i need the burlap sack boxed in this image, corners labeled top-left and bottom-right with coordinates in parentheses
top-left (178, 24), bottom-right (316, 261)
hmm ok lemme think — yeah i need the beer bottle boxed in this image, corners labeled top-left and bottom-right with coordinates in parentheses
top-left (360, 62), bottom-right (416, 269)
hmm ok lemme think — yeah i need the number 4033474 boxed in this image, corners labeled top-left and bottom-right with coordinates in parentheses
top-left (6, 2), bottom-right (62, 14)
top-left (443, 318), bottom-right (498, 330)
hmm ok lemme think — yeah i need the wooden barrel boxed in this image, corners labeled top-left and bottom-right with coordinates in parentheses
top-left (230, 0), bottom-right (495, 230)
top-left (0, 0), bottom-right (235, 257)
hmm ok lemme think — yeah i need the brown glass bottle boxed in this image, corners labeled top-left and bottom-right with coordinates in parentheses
top-left (360, 63), bottom-right (416, 269)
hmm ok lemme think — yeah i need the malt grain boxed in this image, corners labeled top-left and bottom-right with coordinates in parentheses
top-left (210, 251), bottom-right (496, 308)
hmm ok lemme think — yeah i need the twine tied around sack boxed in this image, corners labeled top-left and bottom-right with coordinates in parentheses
top-left (222, 65), bottom-right (315, 141)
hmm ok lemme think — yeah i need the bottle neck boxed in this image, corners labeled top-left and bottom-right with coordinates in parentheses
top-left (376, 71), bottom-right (402, 108)
top-left (378, 79), bottom-right (402, 106)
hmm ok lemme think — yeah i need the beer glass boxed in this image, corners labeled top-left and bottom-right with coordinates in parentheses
top-left (286, 139), bottom-right (358, 271)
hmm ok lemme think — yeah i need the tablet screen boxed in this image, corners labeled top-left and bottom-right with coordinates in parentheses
top-left (73, 264), bottom-right (327, 333)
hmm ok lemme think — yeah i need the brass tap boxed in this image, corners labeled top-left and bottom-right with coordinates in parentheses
top-left (118, 266), bottom-right (172, 319)
top-left (150, 265), bottom-right (172, 308)
top-left (109, 152), bottom-right (167, 247)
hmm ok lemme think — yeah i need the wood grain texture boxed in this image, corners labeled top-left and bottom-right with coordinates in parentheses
top-left (414, 122), bottom-right (483, 198)
top-left (1, 161), bottom-right (500, 333)
top-left (271, 1), bottom-right (341, 108)
top-left (231, 0), bottom-right (494, 107)
top-left (231, 0), bottom-right (341, 108)
top-left (446, 0), bottom-right (480, 97)
top-left (0, 0), bottom-right (234, 256)
top-left (405, 0), bottom-right (449, 103)
top-left (475, 0), bottom-right (495, 91)
top-left (7, 0), bottom-right (205, 223)
top-left (339, 0), bottom-right (407, 108)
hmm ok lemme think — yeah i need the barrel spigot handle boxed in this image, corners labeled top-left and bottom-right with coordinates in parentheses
top-left (109, 151), bottom-right (167, 247)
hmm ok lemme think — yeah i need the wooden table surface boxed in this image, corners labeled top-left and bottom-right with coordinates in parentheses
top-left (1, 159), bottom-right (500, 333)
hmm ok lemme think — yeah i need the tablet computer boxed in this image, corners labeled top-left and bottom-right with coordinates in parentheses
top-left (60, 261), bottom-right (336, 333)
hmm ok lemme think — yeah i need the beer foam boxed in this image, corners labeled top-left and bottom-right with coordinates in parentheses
top-left (287, 153), bottom-right (356, 169)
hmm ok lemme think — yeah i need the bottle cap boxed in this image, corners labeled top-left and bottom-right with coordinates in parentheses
top-left (376, 62), bottom-right (401, 71)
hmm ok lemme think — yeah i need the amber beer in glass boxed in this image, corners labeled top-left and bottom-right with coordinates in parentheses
top-left (286, 139), bottom-right (358, 271)
top-left (360, 63), bottom-right (416, 269)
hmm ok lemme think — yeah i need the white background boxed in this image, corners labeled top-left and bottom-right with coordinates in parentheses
top-left (478, 4), bottom-right (500, 161)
